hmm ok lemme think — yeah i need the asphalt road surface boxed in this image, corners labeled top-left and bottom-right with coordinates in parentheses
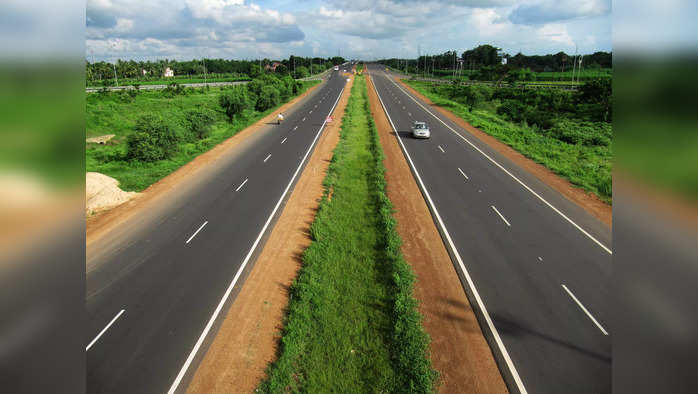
top-left (86, 70), bottom-right (347, 393)
top-left (367, 64), bottom-right (611, 394)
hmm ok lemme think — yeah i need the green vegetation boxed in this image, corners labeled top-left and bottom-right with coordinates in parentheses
top-left (407, 79), bottom-right (613, 203)
top-left (259, 75), bottom-right (436, 393)
top-left (87, 55), bottom-right (346, 87)
top-left (87, 77), bottom-right (319, 191)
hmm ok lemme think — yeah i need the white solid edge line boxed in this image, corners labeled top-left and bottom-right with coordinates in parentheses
top-left (458, 167), bottom-right (469, 180)
top-left (370, 73), bottom-right (528, 394)
top-left (235, 178), bottom-right (248, 192)
top-left (281, 137), bottom-right (287, 144)
top-left (384, 73), bottom-right (612, 255)
top-left (561, 284), bottom-right (609, 336)
top-left (167, 85), bottom-right (345, 394)
top-left (263, 154), bottom-right (271, 163)
top-left (86, 309), bottom-right (125, 351)
top-left (491, 205), bottom-right (512, 227)
top-left (185, 221), bottom-right (208, 244)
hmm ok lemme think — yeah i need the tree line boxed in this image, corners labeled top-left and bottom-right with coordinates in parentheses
top-left (86, 56), bottom-right (346, 84)
top-left (380, 44), bottom-right (611, 74)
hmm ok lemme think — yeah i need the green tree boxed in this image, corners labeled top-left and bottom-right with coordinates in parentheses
top-left (463, 86), bottom-right (484, 111)
top-left (185, 109), bottom-right (216, 139)
top-left (127, 115), bottom-right (179, 162)
top-left (249, 64), bottom-right (263, 78)
top-left (219, 87), bottom-right (251, 121)
top-left (293, 66), bottom-right (309, 79)
top-left (256, 85), bottom-right (280, 111)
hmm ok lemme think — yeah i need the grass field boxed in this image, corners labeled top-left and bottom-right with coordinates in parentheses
top-left (259, 74), bottom-right (436, 392)
top-left (87, 73), bottom-right (248, 88)
top-left (406, 80), bottom-right (612, 203)
top-left (86, 81), bottom-right (319, 191)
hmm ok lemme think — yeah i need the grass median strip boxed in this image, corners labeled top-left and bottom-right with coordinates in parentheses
top-left (259, 74), bottom-right (437, 392)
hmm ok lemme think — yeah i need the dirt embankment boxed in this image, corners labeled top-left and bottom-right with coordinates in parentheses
top-left (395, 77), bottom-right (612, 228)
top-left (86, 83), bottom-right (322, 247)
top-left (186, 77), bottom-right (354, 393)
top-left (366, 73), bottom-right (508, 392)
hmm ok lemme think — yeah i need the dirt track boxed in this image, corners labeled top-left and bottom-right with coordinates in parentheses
top-left (366, 73), bottom-right (508, 393)
top-left (396, 77), bottom-right (612, 228)
top-left (185, 76), bottom-right (354, 393)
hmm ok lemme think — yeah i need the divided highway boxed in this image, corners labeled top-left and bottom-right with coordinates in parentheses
top-left (367, 64), bottom-right (611, 394)
top-left (86, 70), bottom-right (347, 393)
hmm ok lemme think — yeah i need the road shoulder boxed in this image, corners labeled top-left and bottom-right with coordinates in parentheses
top-left (366, 72), bottom-right (508, 393)
top-left (395, 76), bottom-right (612, 228)
top-left (185, 77), bottom-right (354, 393)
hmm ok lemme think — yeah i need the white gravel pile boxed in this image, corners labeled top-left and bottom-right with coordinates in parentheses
top-left (86, 172), bottom-right (137, 214)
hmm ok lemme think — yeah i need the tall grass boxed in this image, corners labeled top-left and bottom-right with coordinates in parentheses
top-left (259, 75), bottom-right (437, 392)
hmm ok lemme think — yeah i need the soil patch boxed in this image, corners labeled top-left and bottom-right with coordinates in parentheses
top-left (396, 77), bottom-right (612, 228)
top-left (86, 134), bottom-right (115, 144)
top-left (186, 78), bottom-right (353, 393)
top-left (366, 72), bottom-right (508, 392)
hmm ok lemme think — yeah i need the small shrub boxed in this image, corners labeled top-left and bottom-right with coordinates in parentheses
top-left (126, 114), bottom-right (180, 162)
top-left (185, 109), bottom-right (216, 139)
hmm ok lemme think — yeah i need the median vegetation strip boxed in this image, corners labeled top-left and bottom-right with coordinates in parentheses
top-left (259, 74), bottom-right (437, 392)
top-left (405, 79), bottom-right (612, 203)
top-left (87, 75), bottom-right (319, 191)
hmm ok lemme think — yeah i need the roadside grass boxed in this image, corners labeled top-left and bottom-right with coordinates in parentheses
top-left (406, 80), bottom-right (612, 203)
top-left (86, 81), bottom-right (319, 191)
top-left (259, 74), bottom-right (437, 392)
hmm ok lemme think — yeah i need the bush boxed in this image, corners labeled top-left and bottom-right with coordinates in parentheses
top-left (256, 85), bottom-right (280, 111)
top-left (126, 114), bottom-right (180, 162)
top-left (185, 109), bottom-right (216, 139)
top-left (219, 87), bottom-right (251, 120)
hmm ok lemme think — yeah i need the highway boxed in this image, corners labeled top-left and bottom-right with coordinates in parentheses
top-left (367, 64), bottom-right (611, 394)
top-left (86, 69), bottom-right (347, 393)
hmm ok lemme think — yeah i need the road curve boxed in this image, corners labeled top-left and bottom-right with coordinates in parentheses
top-left (367, 64), bottom-right (611, 394)
top-left (86, 69), bottom-right (347, 393)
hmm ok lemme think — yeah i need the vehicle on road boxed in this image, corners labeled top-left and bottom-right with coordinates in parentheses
top-left (334, 66), bottom-right (339, 71)
top-left (277, 112), bottom-right (284, 124)
top-left (411, 121), bottom-right (431, 138)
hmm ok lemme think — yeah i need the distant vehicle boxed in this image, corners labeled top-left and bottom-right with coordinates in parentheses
top-left (334, 66), bottom-right (339, 71)
top-left (411, 121), bottom-right (430, 139)
top-left (277, 112), bottom-right (284, 125)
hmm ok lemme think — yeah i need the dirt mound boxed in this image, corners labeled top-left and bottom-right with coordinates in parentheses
top-left (86, 134), bottom-right (116, 144)
top-left (86, 172), bottom-right (138, 215)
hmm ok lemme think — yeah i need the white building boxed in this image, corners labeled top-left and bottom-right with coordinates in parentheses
top-left (164, 67), bottom-right (174, 77)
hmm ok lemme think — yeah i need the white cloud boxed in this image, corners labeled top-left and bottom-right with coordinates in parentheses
top-left (537, 23), bottom-right (574, 47)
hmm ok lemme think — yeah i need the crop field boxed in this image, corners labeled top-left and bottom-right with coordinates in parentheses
top-left (87, 78), bottom-right (319, 191)
top-left (259, 74), bottom-right (436, 392)
top-left (406, 79), bottom-right (613, 203)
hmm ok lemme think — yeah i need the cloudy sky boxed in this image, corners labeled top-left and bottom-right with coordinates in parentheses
top-left (86, 0), bottom-right (612, 61)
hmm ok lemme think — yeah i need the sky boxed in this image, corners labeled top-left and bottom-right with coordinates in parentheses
top-left (85, 0), bottom-right (613, 62)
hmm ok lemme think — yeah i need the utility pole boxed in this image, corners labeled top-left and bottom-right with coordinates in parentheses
top-left (417, 44), bottom-right (420, 76)
top-left (571, 44), bottom-right (578, 83)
